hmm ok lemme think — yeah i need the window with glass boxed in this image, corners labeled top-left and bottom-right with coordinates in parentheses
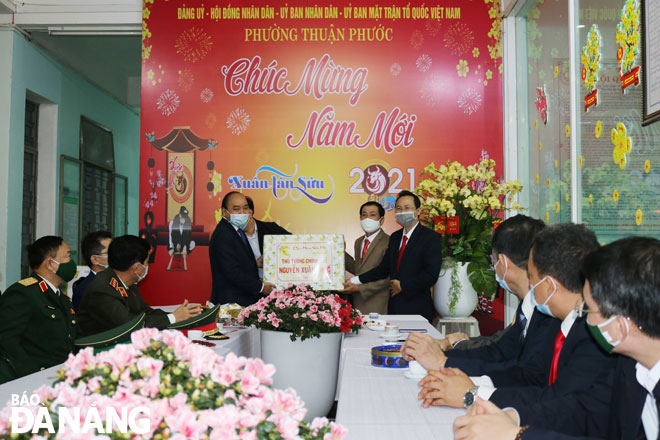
top-left (509, 0), bottom-right (659, 242)
top-left (59, 117), bottom-right (128, 258)
top-left (22, 100), bottom-right (38, 278)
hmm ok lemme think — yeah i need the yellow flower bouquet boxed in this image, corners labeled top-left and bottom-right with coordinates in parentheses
top-left (415, 152), bottom-right (523, 298)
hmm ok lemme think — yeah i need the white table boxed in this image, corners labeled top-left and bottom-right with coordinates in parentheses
top-left (336, 315), bottom-right (464, 439)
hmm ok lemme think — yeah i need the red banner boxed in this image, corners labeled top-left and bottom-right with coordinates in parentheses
top-left (584, 89), bottom-right (598, 112)
top-left (620, 66), bottom-right (640, 94)
top-left (140, 1), bottom-right (504, 305)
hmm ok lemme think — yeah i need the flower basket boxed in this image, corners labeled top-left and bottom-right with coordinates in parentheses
top-left (0, 328), bottom-right (347, 439)
top-left (238, 285), bottom-right (363, 342)
top-left (415, 152), bottom-right (523, 302)
top-left (238, 285), bottom-right (362, 420)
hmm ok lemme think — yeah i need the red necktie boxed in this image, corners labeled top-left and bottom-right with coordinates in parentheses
top-left (361, 239), bottom-right (370, 261)
top-left (397, 236), bottom-right (408, 270)
top-left (548, 329), bottom-right (566, 385)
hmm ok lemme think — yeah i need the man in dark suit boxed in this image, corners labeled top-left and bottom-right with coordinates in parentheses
top-left (342, 201), bottom-right (391, 315)
top-left (344, 190), bottom-right (442, 321)
top-left (72, 231), bottom-right (112, 311)
top-left (402, 215), bottom-right (559, 377)
top-left (0, 236), bottom-right (79, 383)
top-left (78, 235), bottom-right (201, 335)
top-left (244, 196), bottom-right (290, 278)
top-left (453, 236), bottom-right (660, 440)
top-left (418, 223), bottom-right (614, 409)
top-left (209, 192), bottom-right (276, 306)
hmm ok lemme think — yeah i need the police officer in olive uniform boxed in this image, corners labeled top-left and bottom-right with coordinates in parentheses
top-left (78, 235), bottom-right (202, 336)
top-left (0, 236), bottom-right (79, 384)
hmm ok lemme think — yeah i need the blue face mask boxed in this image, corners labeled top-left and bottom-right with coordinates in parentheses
top-left (229, 213), bottom-right (249, 230)
top-left (530, 276), bottom-right (557, 317)
top-left (493, 257), bottom-right (514, 295)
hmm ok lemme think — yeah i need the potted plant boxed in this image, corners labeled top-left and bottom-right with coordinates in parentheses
top-left (415, 152), bottom-right (523, 318)
top-left (238, 285), bottom-right (362, 421)
top-left (0, 327), bottom-right (347, 439)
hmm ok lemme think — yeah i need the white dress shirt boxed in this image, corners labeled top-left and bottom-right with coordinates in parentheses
top-left (636, 358), bottom-right (660, 440)
top-left (245, 223), bottom-right (263, 278)
top-left (520, 292), bottom-right (534, 337)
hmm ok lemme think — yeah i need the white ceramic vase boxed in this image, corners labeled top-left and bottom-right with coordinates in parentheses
top-left (434, 261), bottom-right (478, 319)
top-left (260, 330), bottom-right (342, 421)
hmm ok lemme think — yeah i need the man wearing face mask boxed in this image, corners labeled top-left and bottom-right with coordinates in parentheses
top-left (209, 191), bottom-right (276, 306)
top-left (344, 190), bottom-right (442, 321)
top-left (402, 215), bottom-right (560, 376)
top-left (341, 201), bottom-right (390, 315)
top-left (417, 223), bottom-right (615, 410)
top-left (0, 236), bottom-right (79, 382)
top-left (72, 231), bottom-right (112, 311)
top-left (77, 235), bottom-right (202, 335)
top-left (453, 236), bottom-right (660, 440)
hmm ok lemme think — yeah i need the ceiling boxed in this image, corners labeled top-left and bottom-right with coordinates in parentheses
top-left (29, 32), bottom-right (142, 113)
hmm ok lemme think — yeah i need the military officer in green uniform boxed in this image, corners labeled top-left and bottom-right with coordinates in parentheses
top-left (0, 236), bottom-right (79, 384)
top-left (77, 235), bottom-right (202, 336)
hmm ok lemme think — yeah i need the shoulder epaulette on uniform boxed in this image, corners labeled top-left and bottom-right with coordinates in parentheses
top-left (38, 281), bottom-right (48, 293)
top-left (118, 287), bottom-right (128, 298)
top-left (17, 277), bottom-right (38, 287)
top-left (109, 278), bottom-right (118, 290)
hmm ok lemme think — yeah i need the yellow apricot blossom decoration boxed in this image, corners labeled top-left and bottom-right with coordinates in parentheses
top-left (211, 171), bottom-right (223, 196)
top-left (535, 174), bottom-right (539, 184)
top-left (565, 193), bottom-right (569, 202)
top-left (635, 209), bottom-right (643, 225)
top-left (534, 119), bottom-right (538, 129)
top-left (554, 160), bottom-right (558, 169)
top-left (473, 48), bottom-right (480, 58)
top-left (538, 141), bottom-right (542, 151)
top-left (565, 124), bottom-right (571, 137)
top-left (457, 60), bottom-right (469, 77)
top-left (595, 120), bottom-right (602, 138)
top-left (555, 202), bottom-right (560, 213)
top-left (612, 189), bottom-right (619, 201)
top-left (588, 194), bottom-right (593, 203)
top-left (644, 159), bottom-right (651, 173)
top-left (611, 122), bottom-right (632, 169)
top-left (545, 211), bottom-right (549, 222)
top-left (578, 155), bottom-right (584, 168)
top-left (554, 66), bottom-right (559, 78)
top-left (546, 178), bottom-right (551, 187)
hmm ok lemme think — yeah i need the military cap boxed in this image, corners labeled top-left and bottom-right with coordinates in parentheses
top-left (167, 304), bottom-right (221, 335)
top-left (74, 313), bottom-right (146, 351)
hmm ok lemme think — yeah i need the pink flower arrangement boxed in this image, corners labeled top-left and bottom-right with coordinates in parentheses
top-left (0, 328), bottom-right (346, 439)
top-left (238, 285), bottom-right (363, 341)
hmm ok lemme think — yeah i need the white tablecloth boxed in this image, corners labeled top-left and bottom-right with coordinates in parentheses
top-left (336, 315), bottom-right (463, 439)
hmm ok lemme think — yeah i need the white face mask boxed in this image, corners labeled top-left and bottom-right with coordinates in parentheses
top-left (136, 263), bottom-right (148, 283)
top-left (360, 218), bottom-right (381, 234)
top-left (93, 255), bottom-right (109, 270)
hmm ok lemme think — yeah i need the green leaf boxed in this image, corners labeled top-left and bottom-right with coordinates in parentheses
top-left (467, 261), bottom-right (498, 297)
